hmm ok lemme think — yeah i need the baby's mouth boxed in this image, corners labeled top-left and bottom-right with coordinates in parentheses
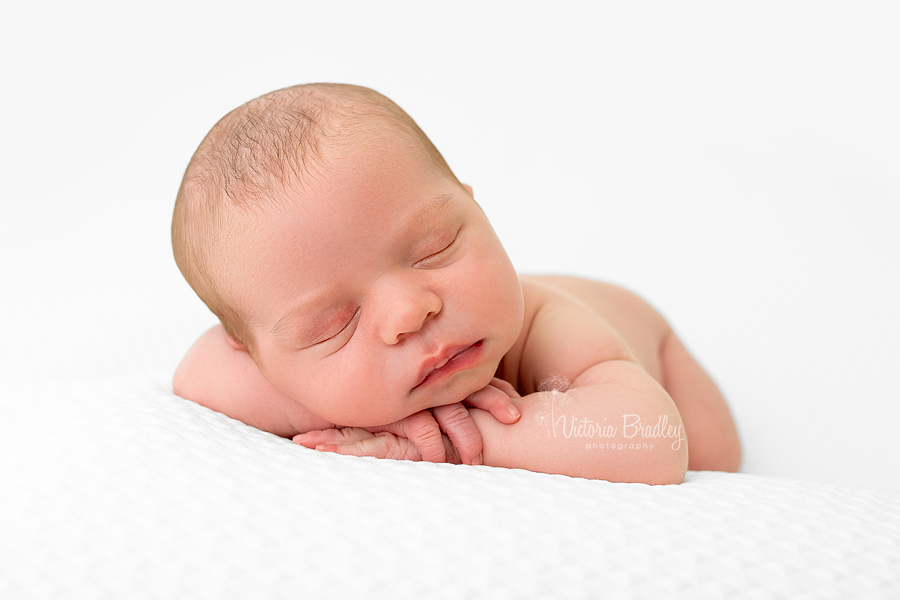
top-left (413, 340), bottom-right (484, 390)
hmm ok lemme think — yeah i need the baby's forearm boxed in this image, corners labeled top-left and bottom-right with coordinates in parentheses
top-left (174, 325), bottom-right (333, 437)
top-left (468, 361), bottom-right (688, 484)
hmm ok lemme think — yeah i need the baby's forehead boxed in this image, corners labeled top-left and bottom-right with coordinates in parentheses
top-left (220, 108), bottom-right (460, 247)
top-left (247, 192), bottom-right (459, 283)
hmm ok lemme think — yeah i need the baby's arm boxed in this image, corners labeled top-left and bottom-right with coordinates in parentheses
top-left (462, 289), bottom-right (689, 483)
top-left (303, 362), bottom-right (686, 484)
top-left (468, 360), bottom-right (688, 483)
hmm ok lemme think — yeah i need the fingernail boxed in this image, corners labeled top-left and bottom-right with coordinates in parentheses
top-left (508, 405), bottom-right (521, 420)
top-left (315, 444), bottom-right (332, 452)
top-left (472, 453), bottom-right (483, 466)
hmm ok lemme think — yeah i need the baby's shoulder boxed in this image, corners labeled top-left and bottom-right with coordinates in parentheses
top-left (519, 275), bottom-right (667, 330)
top-left (507, 275), bottom-right (669, 393)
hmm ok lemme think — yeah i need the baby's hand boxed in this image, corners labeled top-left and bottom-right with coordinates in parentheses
top-left (292, 426), bottom-right (460, 463)
top-left (293, 378), bottom-right (521, 465)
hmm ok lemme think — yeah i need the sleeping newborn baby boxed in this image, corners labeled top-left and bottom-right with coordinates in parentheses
top-left (172, 83), bottom-right (741, 484)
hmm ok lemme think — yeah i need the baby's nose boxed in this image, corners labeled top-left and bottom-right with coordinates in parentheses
top-left (374, 279), bottom-right (442, 345)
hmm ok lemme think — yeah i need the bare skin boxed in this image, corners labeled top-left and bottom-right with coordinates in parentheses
top-left (292, 275), bottom-right (741, 479)
top-left (173, 94), bottom-right (740, 482)
top-left (516, 275), bottom-right (741, 474)
top-left (177, 274), bottom-right (741, 480)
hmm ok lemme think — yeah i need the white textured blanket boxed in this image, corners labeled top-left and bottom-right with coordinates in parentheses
top-left (2, 376), bottom-right (898, 598)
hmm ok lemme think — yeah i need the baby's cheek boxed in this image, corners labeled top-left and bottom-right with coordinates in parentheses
top-left (284, 356), bottom-right (409, 427)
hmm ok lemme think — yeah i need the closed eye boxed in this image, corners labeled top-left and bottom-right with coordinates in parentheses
top-left (416, 227), bottom-right (462, 266)
top-left (310, 308), bottom-right (360, 347)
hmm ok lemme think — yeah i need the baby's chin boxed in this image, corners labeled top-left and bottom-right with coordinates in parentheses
top-left (335, 384), bottom-right (481, 428)
top-left (326, 348), bottom-right (503, 427)
top-left (420, 368), bottom-right (499, 413)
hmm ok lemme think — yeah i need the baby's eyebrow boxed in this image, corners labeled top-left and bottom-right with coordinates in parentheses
top-left (413, 192), bottom-right (453, 220)
top-left (269, 296), bottom-right (322, 342)
top-left (268, 192), bottom-right (456, 342)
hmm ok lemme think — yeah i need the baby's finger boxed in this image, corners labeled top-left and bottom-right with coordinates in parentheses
top-left (293, 427), bottom-right (373, 448)
top-left (431, 403), bottom-right (483, 466)
top-left (463, 382), bottom-right (522, 424)
top-left (439, 433), bottom-right (462, 465)
top-left (316, 431), bottom-right (421, 461)
top-left (489, 377), bottom-right (521, 399)
top-left (367, 410), bottom-right (447, 463)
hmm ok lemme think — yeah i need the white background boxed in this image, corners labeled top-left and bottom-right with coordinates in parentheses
top-left (2, 1), bottom-right (898, 493)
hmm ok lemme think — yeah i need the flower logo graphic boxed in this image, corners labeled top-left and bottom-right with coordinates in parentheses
top-left (534, 373), bottom-right (573, 437)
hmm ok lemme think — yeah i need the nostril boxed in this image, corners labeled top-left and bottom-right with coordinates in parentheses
top-left (380, 288), bottom-right (442, 343)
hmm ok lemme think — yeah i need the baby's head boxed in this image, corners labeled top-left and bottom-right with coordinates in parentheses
top-left (173, 83), bottom-right (524, 427)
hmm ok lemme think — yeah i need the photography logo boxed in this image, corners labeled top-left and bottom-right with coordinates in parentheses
top-left (532, 372), bottom-right (684, 451)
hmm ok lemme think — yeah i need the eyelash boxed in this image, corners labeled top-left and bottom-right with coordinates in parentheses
top-left (312, 227), bottom-right (462, 346)
top-left (416, 228), bottom-right (461, 266)
top-left (313, 308), bottom-right (360, 346)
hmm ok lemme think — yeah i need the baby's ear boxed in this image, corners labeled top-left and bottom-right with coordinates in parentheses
top-left (225, 333), bottom-right (247, 352)
top-left (462, 183), bottom-right (474, 197)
